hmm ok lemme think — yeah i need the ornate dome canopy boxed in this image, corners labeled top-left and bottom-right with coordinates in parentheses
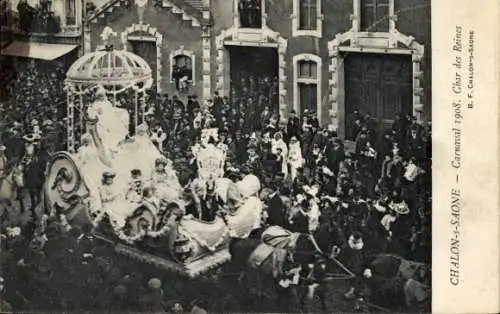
top-left (66, 45), bottom-right (152, 87)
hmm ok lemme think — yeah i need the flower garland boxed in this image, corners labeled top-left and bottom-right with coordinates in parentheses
top-left (82, 189), bottom-right (177, 244)
top-left (178, 225), bottom-right (229, 253)
top-left (116, 229), bottom-right (147, 245)
top-left (114, 215), bottom-right (173, 244)
top-left (147, 224), bottom-right (172, 238)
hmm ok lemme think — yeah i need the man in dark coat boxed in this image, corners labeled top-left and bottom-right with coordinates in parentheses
top-left (308, 111), bottom-right (320, 132)
top-left (286, 110), bottom-right (300, 143)
top-left (348, 108), bottom-right (363, 140)
top-left (288, 198), bottom-right (310, 234)
top-left (186, 95), bottom-right (198, 118)
top-left (265, 181), bottom-right (286, 228)
top-left (327, 139), bottom-right (345, 176)
top-left (386, 153), bottom-right (405, 190)
top-left (406, 128), bottom-right (425, 161)
top-left (234, 131), bottom-right (248, 164)
top-left (213, 91), bottom-right (224, 121)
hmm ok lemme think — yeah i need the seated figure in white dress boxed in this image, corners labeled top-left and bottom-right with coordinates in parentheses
top-left (149, 157), bottom-right (182, 203)
top-left (114, 124), bottom-right (163, 186)
top-left (99, 171), bottom-right (130, 229)
top-left (87, 85), bottom-right (129, 160)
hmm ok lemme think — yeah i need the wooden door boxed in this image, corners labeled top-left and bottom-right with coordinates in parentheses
top-left (299, 83), bottom-right (317, 114)
top-left (344, 52), bottom-right (412, 139)
top-left (129, 40), bottom-right (157, 82)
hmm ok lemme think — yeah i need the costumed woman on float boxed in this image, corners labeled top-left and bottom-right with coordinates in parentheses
top-left (86, 85), bottom-right (129, 162)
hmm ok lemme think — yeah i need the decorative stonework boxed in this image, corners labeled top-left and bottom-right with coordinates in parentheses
top-left (121, 24), bottom-right (164, 93)
top-left (169, 46), bottom-right (196, 85)
top-left (87, 0), bottom-right (201, 27)
top-left (201, 25), bottom-right (212, 101)
top-left (327, 0), bottom-right (425, 134)
top-left (293, 53), bottom-right (322, 121)
top-left (88, 0), bottom-right (130, 24)
top-left (215, 25), bottom-right (288, 122)
top-left (160, 0), bottom-right (202, 27)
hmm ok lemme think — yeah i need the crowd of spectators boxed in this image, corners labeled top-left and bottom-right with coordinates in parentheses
top-left (142, 87), bottom-right (431, 310)
top-left (0, 60), bottom-right (66, 165)
top-left (16, 0), bottom-right (61, 34)
top-left (0, 58), bottom-right (431, 310)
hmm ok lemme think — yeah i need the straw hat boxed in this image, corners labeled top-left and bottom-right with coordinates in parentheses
top-left (22, 133), bottom-right (41, 142)
top-left (147, 278), bottom-right (162, 290)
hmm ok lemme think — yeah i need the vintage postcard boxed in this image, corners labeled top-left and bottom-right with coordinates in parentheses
top-left (0, 0), bottom-right (498, 313)
top-left (433, 0), bottom-right (499, 313)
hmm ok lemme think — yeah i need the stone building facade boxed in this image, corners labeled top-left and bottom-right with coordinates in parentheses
top-left (86, 0), bottom-right (431, 136)
top-left (4, 0), bottom-right (431, 137)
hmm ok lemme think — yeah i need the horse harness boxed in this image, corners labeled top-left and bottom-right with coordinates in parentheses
top-left (308, 233), bottom-right (325, 255)
top-left (308, 232), bottom-right (356, 279)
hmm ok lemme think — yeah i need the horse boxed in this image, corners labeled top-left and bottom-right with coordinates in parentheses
top-left (363, 254), bottom-right (431, 311)
top-left (256, 218), bottom-right (346, 264)
top-left (0, 166), bottom-right (25, 217)
top-left (228, 236), bottom-right (330, 312)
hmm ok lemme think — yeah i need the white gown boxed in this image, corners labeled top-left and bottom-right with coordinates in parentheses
top-left (99, 184), bottom-right (133, 229)
top-left (87, 98), bottom-right (129, 155)
top-left (75, 144), bottom-right (111, 211)
top-left (148, 169), bottom-right (182, 203)
top-left (114, 133), bottom-right (163, 187)
top-left (287, 142), bottom-right (304, 181)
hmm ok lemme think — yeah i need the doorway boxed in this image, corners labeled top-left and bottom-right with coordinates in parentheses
top-left (226, 45), bottom-right (279, 112)
top-left (344, 52), bottom-right (413, 139)
top-left (129, 39), bottom-right (157, 82)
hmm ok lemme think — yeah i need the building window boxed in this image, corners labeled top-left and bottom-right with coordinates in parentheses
top-left (170, 49), bottom-right (196, 92)
top-left (238, 0), bottom-right (262, 28)
top-left (298, 60), bottom-right (318, 79)
top-left (292, 0), bottom-right (322, 37)
top-left (294, 54), bottom-right (322, 121)
top-left (299, 0), bottom-right (317, 30)
top-left (360, 0), bottom-right (390, 32)
top-left (65, 0), bottom-right (76, 26)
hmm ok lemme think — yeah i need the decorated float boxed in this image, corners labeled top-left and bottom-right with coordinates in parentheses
top-left (43, 31), bottom-right (263, 278)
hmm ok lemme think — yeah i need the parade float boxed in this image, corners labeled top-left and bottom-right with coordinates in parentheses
top-left (43, 30), bottom-right (263, 278)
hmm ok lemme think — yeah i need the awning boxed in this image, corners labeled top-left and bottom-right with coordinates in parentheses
top-left (1, 41), bottom-right (79, 61)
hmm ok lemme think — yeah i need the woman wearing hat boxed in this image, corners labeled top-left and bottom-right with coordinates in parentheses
top-left (99, 171), bottom-right (130, 228)
top-left (271, 131), bottom-right (288, 178)
top-left (242, 143), bottom-right (262, 177)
